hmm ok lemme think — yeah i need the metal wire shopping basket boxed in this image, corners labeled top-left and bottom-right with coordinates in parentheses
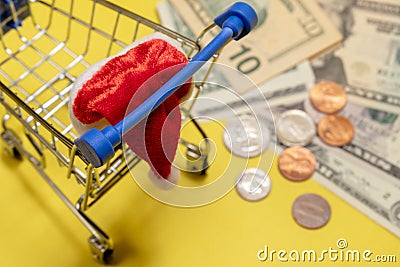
top-left (0, 0), bottom-right (257, 262)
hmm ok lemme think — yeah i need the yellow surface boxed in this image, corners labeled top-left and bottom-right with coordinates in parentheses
top-left (0, 1), bottom-right (398, 267)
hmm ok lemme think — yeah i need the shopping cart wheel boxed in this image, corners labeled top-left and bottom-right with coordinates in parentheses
top-left (1, 130), bottom-right (23, 160)
top-left (10, 146), bottom-right (22, 159)
top-left (88, 235), bottom-right (114, 264)
top-left (182, 140), bottom-right (209, 175)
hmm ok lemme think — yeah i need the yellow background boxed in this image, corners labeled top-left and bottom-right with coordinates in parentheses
top-left (0, 1), bottom-right (398, 266)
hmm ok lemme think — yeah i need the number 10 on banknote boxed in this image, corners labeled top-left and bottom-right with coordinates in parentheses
top-left (168, 0), bottom-right (342, 89)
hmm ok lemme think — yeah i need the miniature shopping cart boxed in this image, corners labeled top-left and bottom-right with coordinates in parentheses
top-left (0, 0), bottom-right (257, 262)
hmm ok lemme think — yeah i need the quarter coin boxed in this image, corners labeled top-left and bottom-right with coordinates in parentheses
top-left (278, 146), bottom-right (317, 182)
top-left (223, 113), bottom-right (270, 158)
top-left (236, 168), bottom-right (271, 201)
top-left (276, 109), bottom-right (316, 146)
top-left (292, 193), bottom-right (331, 229)
top-left (310, 81), bottom-right (347, 114)
top-left (317, 114), bottom-right (354, 146)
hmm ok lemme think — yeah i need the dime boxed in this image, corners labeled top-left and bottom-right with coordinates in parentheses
top-left (317, 114), bottom-right (354, 146)
top-left (278, 146), bottom-right (316, 182)
top-left (310, 81), bottom-right (347, 114)
top-left (236, 168), bottom-right (271, 201)
top-left (276, 109), bottom-right (316, 146)
top-left (223, 113), bottom-right (270, 158)
top-left (292, 193), bottom-right (331, 229)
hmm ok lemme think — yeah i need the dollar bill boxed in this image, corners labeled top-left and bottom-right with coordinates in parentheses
top-left (304, 98), bottom-right (400, 181)
top-left (158, 1), bottom-right (318, 99)
top-left (309, 139), bottom-right (400, 238)
top-left (192, 60), bottom-right (315, 119)
top-left (157, 1), bottom-right (195, 40)
top-left (311, 0), bottom-right (400, 113)
top-left (166, 0), bottom-right (342, 91)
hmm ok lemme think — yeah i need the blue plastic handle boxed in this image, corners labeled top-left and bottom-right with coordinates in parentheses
top-left (214, 2), bottom-right (258, 40)
top-left (74, 2), bottom-right (258, 167)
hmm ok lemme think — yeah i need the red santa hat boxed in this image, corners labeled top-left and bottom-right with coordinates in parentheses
top-left (69, 33), bottom-right (192, 184)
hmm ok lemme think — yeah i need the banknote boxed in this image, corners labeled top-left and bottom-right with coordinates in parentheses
top-left (157, 1), bottom-right (195, 39)
top-left (311, 0), bottom-right (400, 113)
top-left (158, 2), bottom-right (317, 100)
top-left (166, 0), bottom-right (342, 91)
top-left (304, 98), bottom-right (400, 181)
top-left (309, 139), bottom-right (400, 238)
top-left (192, 60), bottom-right (315, 119)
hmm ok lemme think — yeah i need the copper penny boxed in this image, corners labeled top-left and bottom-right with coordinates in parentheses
top-left (292, 193), bottom-right (331, 229)
top-left (278, 146), bottom-right (317, 182)
top-left (310, 81), bottom-right (347, 114)
top-left (317, 114), bottom-right (354, 146)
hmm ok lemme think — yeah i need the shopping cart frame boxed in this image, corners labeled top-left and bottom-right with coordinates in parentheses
top-left (0, 0), bottom-right (257, 262)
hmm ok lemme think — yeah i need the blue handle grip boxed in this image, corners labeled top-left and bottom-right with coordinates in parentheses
top-left (74, 2), bottom-right (258, 167)
top-left (214, 2), bottom-right (258, 41)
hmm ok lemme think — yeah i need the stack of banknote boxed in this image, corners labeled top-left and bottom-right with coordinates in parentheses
top-left (157, 0), bottom-right (400, 237)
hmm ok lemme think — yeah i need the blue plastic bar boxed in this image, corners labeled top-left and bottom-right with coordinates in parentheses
top-left (74, 2), bottom-right (258, 167)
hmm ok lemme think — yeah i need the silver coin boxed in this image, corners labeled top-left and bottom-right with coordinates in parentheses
top-left (236, 168), bottom-right (271, 201)
top-left (276, 109), bottom-right (316, 146)
top-left (223, 114), bottom-right (270, 158)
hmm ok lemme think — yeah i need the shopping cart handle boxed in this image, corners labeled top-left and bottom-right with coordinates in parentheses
top-left (214, 1), bottom-right (258, 40)
top-left (74, 2), bottom-right (258, 167)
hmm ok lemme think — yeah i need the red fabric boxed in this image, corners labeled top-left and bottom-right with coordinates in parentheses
top-left (72, 39), bottom-right (190, 179)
